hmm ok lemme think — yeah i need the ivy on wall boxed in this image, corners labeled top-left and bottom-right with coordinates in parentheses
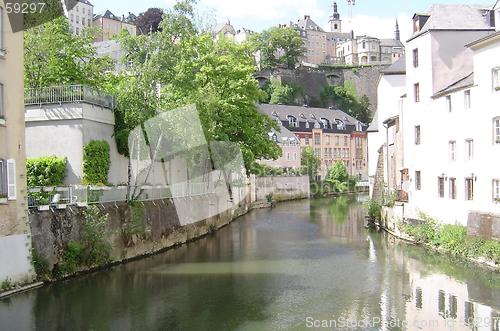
top-left (83, 140), bottom-right (111, 185)
top-left (27, 156), bottom-right (67, 187)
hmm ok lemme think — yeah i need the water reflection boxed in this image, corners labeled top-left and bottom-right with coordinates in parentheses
top-left (0, 196), bottom-right (499, 330)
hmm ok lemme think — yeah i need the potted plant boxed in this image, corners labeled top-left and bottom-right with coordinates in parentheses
top-left (37, 195), bottom-right (51, 211)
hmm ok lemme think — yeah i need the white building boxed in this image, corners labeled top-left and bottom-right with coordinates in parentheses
top-left (67, 0), bottom-right (93, 36)
top-left (368, 58), bottom-right (406, 199)
top-left (376, 3), bottom-right (500, 226)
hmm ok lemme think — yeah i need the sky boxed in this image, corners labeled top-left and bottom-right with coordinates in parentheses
top-left (93, 0), bottom-right (496, 42)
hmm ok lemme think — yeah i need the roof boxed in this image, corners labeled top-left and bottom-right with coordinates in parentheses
top-left (381, 57), bottom-right (406, 75)
top-left (269, 125), bottom-right (299, 144)
top-left (379, 39), bottom-right (404, 47)
top-left (467, 31), bottom-right (500, 49)
top-left (408, 4), bottom-right (495, 42)
top-left (295, 16), bottom-right (324, 32)
top-left (103, 10), bottom-right (121, 21)
top-left (433, 72), bottom-right (474, 98)
top-left (78, 0), bottom-right (93, 6)
top-left (258, 104), bottom-right (367, 134)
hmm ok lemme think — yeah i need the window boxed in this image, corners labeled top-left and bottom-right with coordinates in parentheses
top-left (321, 118), bottom-right (329, 128)
top-left (335, 136), bottom-right (340, 145)
top-left (414, 83), bottom-right (420, 103)
top-left (305, 137), bottom-right (310, 145)
top-left (0, 6), bottom-right (4, 52)
top-left (449, 178), bottom-right (457, 200)
top-left (438, 177), bottom-right (445, 198)
top-left (326, 135), bottom-right (331, 145)
top-left (287, 116), bottom-right (298, 128)
top-left (293, 152), bottom-right (297, 160)
top-left (413, 48), bottom-right (419, 67)
top-left (465, 139), bottom-right (474, 161)
top-left (415, 125), bottom-right (421, 145)
top-left (445, 95), bottom-right (452, 112)
top-left (286, 153), bottom-right (290, 160)
top-left (314, 133), bottom-right (321, 145)
top-left (71, 14), bottom-right (74, 22)
top-left (415, 171), bottom-right (421, 190)
top-left (76, 27), bottom-right (80, 35)
top-left (76, 16), bottom-right (79, 24)
top-left (493, 67), bottom-right (500, 90)
top-left (362, 41), bottom-right (366, 49)
top-left (449, 141), bottom-right (456, 161)
top-left (0, 159), bottom-right (6, 198)
top-left (344, 136), bottom-right (348, 146)
top-left (494, 117), bottom-right (500, 144)
top-left (464, 90), bottom-right (471, 109)
top-left (0, 83), bottom-right (3, 119)
top-left (465, 177), bottom-right (474, 201)
top-left (493, 179), bottom-right (500, 202)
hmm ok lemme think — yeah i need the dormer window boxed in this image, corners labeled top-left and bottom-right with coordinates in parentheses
top-left (356, 122), bottom-right (363, 131)
top-left (287, 115), bottom-right (298, 128)
top-left (335, 119), bottom-right (345, 130)
top-left (321, 118), bottom-right (330, 129)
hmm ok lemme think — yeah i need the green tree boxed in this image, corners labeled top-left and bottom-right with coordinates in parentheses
top-left (325, 161), bottom-right (358, 192)
top-left (301, 147), bottom-right (320, 181)
top-left (24, 17), bottom-right (113, 89)
top-left (114, 0), bottom-right (280, 176)
top-left (250, 26), bottom-right (306, 70)
top-left (320, 83), bottom-right (372, 124)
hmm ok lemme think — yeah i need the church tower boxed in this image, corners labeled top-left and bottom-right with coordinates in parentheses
top-left (395, 19), bottom-right (400, 41)
top-left (329, 2), bottom-right (342, 33)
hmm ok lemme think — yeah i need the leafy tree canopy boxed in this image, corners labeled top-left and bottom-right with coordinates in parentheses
top-left (113, 0), bottom-right (281, 171)
top-left (325, 161), bottom-right (358, 192)
top-left (321, 82), bottom-right (372, 124)
top-left (24, 17), bottom-right (113, 89)
top-left (301, 147), bottom-right (320, 181)
top-left (249, 26), bottom-right (306, 70)
top-left (136, 8), bottom-right (164, 35)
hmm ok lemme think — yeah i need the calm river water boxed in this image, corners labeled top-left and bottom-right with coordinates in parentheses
top-left (1, 195), bottom-right (500, 330)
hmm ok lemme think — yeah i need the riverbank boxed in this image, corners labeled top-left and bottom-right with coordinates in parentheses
top-left (368, 209), bottom-right (500, 271)
top-left (1, 181), bottom-right (310, 299)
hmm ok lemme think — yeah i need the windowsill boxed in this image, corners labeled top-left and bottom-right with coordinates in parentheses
top-left (0, 198), bottom-right (7, 205)
top-left (0, 118), bottom-right (5, 126)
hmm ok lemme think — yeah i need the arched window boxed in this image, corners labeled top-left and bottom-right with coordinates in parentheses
top-left (334, 24), bottom-right (338, 30)
top-left (362, 41), bottom-right (366, 49)
top-left (321, 118), bottom-right (330, 128)
top-left (287, 115), bottom-right (298, 128)
top-left (494, 117), bottom-right (500, 144)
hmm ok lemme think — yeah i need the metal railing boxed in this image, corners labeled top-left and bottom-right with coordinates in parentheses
top-left (25, 85), bottom-right (115, 110)
top-left (28, 183), bottom-right (220, 209)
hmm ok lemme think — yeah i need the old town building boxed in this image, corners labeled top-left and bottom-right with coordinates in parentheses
top-left (259, 104), bottom-right (368, 180)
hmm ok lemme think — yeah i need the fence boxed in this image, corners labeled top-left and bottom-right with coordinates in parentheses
top-left (24, 85), bottom-right (115, 110)
top-left (27, 183), bottom-right (221, 210)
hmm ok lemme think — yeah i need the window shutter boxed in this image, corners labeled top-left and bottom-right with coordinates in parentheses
top-left (7, 159), bottom-right (16, 200)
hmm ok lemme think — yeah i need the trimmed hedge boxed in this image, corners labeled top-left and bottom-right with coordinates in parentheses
top-left (27, 156), bottom-right (67, 187)
top-left (83, 140), bottom-right (111, 185)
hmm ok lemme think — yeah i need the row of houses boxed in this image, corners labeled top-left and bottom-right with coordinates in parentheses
top-left (66, 0), bottom-right (137, 40)
top-left (369, 2), bottom-right (500, 226)
top-left (258, 104), bottom-right (369, 180)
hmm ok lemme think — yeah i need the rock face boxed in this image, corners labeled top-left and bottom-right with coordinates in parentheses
top-left (256, 66), bottom-right (387, 113)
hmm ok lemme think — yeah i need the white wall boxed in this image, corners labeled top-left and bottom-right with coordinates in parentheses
top-left (0, 235), bottom-right (34, 284)
top-left (402, 30), bottom-right (500, 225)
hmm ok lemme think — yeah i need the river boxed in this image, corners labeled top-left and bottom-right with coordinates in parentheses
top-left (1, 195), bottom-right (500, 330)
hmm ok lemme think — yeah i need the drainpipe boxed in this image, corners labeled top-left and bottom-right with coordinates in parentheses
top-left (383, 122), bottom-right (389, 192)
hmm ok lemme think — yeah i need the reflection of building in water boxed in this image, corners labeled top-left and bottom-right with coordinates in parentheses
top-left (404, 272), bottom-right (497, 330)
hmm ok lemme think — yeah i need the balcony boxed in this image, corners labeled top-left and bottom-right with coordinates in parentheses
top-left (25, 85), bottom-right (115, 110)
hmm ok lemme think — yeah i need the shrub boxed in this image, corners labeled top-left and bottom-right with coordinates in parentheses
top-left (433, 225), bottom-right (467, 255)
top-left (366, 199), bottom-right (382, 221)
top-left (403, 217), bottom-right (437, 244)
top-left (480, 241), bottom-right (500, 264)
top-left (81, 206), bottom-right (112, 266)
top-left (32, 249), bottom-right (51, 279)
top-left (27, 156), bottom-right (67, 187)
top-left (60, 242), bottom-right (84, 274)
top-left (83, 140), bottom-right (111, 185)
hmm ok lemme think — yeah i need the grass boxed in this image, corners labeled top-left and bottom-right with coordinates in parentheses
top-left (401, 215), bottom-right (500, 265)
